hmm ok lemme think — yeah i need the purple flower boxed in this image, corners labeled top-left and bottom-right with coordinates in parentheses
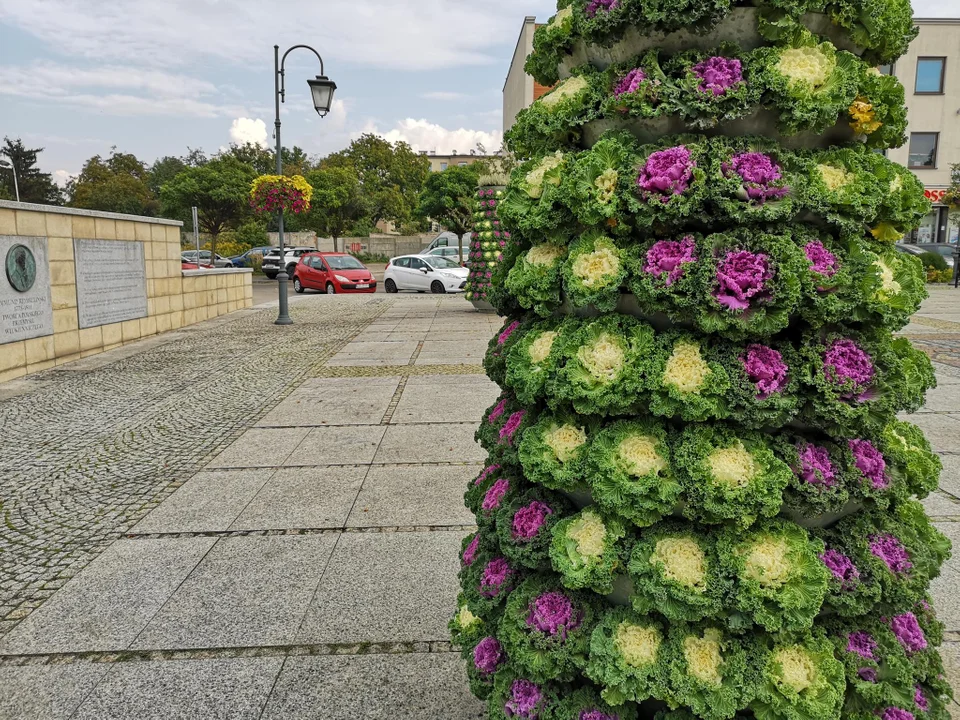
top-left (643, 236), bottom-right (696, 286)
top-left (890, 613), bottom-right (927, 654)
top-left (500, 411), bottom-right (527, 445)
top-left (463, 533), bottom-right (481, 565)
top-left (692, 56), bottom-right (743, 95)
top-left (499, 321), bottom-right (521, 346)
top-left (505, 679), bottom-right (543, 719)
top-left (713, 249), bottom-right (771, 311)
top-left (473, 636), bottom-right (504, 675)
top-left (614, 68), bottom-right (647, 98)
top-left (796, 443), bottom-right (837, 487)
top-left (823, 339), bottom-right (875, 395)
top-left (480, 558), bottom-right (515, 598)
top-left (882, 709), bottom-right (915, 720)
top-left (848, 439), bottom-right (889, 490)
top-left (581, 712), bottom-right (619, 720)
top-left (739, 344), bottom-right (788, 399)
top-left (722, 152), bottom-right (789, 203)
top-left (858, 667), bottom-right (878, 683)
top-left (846, 631), bottom-right (877, 659)
top-left (804, 241), bottom-right (839, 278)
top-left (915, 686), bottom-right (929, 711)
top-left (637, 146), bottom-right (695, 200)
top-left (527, 591), bottom-right (581, 638)
top-left (822, 549), bottom-right (860, 589)
top-left (870, 534), bottom-right (913, 574)
top-left (482, 478), bottom-right (510, 512)
top-left (512, 501), bottom-right (553, 541)
top-left (488, 398), bottom-right (508, 424)
top-left (586, 0), bottom-right (619, 17)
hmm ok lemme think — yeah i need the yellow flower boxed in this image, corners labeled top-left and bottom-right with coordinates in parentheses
top-left (577, 333), bottom-right (625, 382)
top-left (539, 75), bottom-right (590, 109)
top-left (615, 622), bottom-right (661, 667)
top-left (651, 537), bottom-right (707, 590)
top-left (525, 152), bottom-right (565, 198)
top-left (456, 605), bottom-right (480, 629)
top-left (684, 628), bottom-right (725, 686)
top-left (663, 341), bottom-right (711, 394)
top-left (874, 259), bottom-right (902, 300)
top-left (250, 174), bottom-right (313, 206)
top-left (595, 169), bottom-right (619, 205)
top-left (777, 45), bottom-right (835, 89)
top-left (571, 243), bottom-right (620, 288)
top-left (817, 164), bottom-right (854, 192)
top-left (743, 536), bottom-right (792, 588)
top-left (849, 96), bottom-right (882, 135)
top-left (773, 646), bottom-right (818, 693)
top-left (707, 442), bottom-right (757, 488)
top-left (618, 435), bottom-right (666, 477)
top-left (525, 244), bottom-right (567, 267)
top-left (528, 331), bottom-right (558, 363)
top-left (544, 423), bottom-right (587, 463)
top-left (566, 510), bottom-right (606, 558)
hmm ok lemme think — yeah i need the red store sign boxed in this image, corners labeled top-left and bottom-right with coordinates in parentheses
top-left (924, 188), bottom-right (948, 203)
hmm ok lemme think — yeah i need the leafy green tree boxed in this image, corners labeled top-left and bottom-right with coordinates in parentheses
top-left (160, 155), bottom-right (257, 262)
top-left (303, 163), bottom-right (369, 251)
top-left (0, 137), bottom-right (62, 205)
top-left (223, 143), bottom-right (312, 177)
top-left (68, 149), bottom-right (157, 216)
top-left (148, 156), bottom-right (188, 196)
top-left (416, 164), bottom-right (480, 258)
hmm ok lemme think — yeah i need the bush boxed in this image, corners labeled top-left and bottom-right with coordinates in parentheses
top-left (918, 251), bottom-right (948, 271)
top-left (237, 220), bottom-right (269, 248)
top-left (352, 252), bottom-right (389, 264)
top-left (926, 268), bottom-right (953, 283)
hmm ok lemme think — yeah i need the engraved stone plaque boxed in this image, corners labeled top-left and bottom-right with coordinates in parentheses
top-left (0, 235), bottom-right (53, 344)
top-left (74, 239), bottom-right (148, 329)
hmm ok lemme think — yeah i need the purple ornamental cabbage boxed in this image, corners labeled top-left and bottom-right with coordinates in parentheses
top-left (527, 591), bottom-right (582, 638)
top-left (848, 439), bottom-right (889, 490)
top-left (823, 339), bottom-right (875, 395)
top-left (499, 321), bottom-right (521, 345)
top-left (713, 250), bottom-right (771, 311)
top-left (643, 236), bottom-right (697, 286)
top-left (796, 443), bottom-right (837, 487)
top-left (915, 686), bottom-right (929, 711)
top-left (500, 411), bottom-right (527, 445)
top-left (692, 56), bottom-right (744, 95)
top-left (483, 479), bottom-right (511, 512)
top-left (882, 709), bottom-right (915, 720)
top-left (480, 558), bottom-right (516, 598)
top-left (739, 344), bottom-right (788, 399)
top-left (869, 534), bottom-right (913, 574)
top-left (586, 0), bottom-right (619, 17)
top-left (846, 631), bottom-right (877, 659)
top-left (822, 549), bottom-right (860, 589)
top-left (581, 711), bottom-right (619, 720)
top-left (614, 68), bottom-right (647, 98)
top-left (637, 146), bottom-right (695, 200)
top-left (473, 636), bottom-right (504, 675)
top-left (890, 613), bottom-right (927, 654)
top-left (475, 464), bottom-right (501, 486)
top-left (505, 679), bottom-right (544, 719)
top-left (858, 667), bottom-right (878, 683)
top-left (489, 399), bottom-right (508, 425)
top-left (463, 534), bottom-right (481, 566)
top-left (722, 152), bottom-right (789, 203)
top-left (512, 501), bottom-right (553, 541)
top-left (804, 241), bottom-right (839, 278)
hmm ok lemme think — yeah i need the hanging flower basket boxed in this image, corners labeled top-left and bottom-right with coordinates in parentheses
top-left (249, 175), bottom-right (313, 215)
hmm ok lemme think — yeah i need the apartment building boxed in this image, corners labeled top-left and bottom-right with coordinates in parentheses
top-left (419, 151), bottom-right (497, 173)
top-left (503, 16), bottom-right (555, 134)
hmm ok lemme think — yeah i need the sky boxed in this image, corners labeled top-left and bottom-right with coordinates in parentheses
top-left (0, 0), bottom-right (956, 184)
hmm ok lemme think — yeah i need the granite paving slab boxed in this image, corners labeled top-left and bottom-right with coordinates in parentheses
top-left (230, 466), bottom-right (366, 530)
top-left (917, 384), bottom-right (960, 413)
top-left (0, 664), bottom-right (109, 720)
top-left (72, 657), bottom-right (282, 720)
top-left (283, 425), bottom-right (386, 466)
top-left (347, 464), bottom-right (478, 527)
top-left (902, 414), bottom-right (960, 453)
top-left (415, 340), bottom-right (488, 364)
top-left (256, 377), bottom-right (400, 426)
top-left (922, 492), bottom-right (960, 518)
top-left (260, 652), bottom-right (485, 720)
top-left (391, 375), bottom-right (499, 424)
top-left (326, 342), bottom-right (418, 367)
top-left (130, 469), bottom-right (275, 534)
top-left (930, 522), bottom-right (960, 632)
top-left (207, 427), bottom-right (311, 468)
top-left (373, 424), bottom-right (485, 464)
top-left (0, 538), bottom-right (215, 655)
top-left (132, 534), bottom-right (337, 650)
top-left (937, 454), bottom-right (960, 498)
top-left (297, 530), bottom-right (463, 644)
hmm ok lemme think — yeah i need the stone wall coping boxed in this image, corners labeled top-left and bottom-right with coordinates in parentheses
top-left (182, 268), bottom-right (253, 277)
top-left (0, 200), bottom-right (184, 227)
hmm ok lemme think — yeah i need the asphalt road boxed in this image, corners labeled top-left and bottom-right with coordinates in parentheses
top-left (252, 265), bottom-right (389, 305)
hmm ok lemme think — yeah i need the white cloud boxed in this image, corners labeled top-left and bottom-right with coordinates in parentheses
top-left (359, 118), bottom-right (502, 155)
top-left (229, 117), bottom-right (269, 147)
top-left (53, 170), bottom-right (73, 186)
top-left (420, 91), bottom-right (467, 101)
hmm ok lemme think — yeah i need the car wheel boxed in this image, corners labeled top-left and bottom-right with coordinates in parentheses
top-left (265, 272), bottom-right (277, 280)
top-left (326, 282), bottom-right (336, 295)
top-left (286, 264), bottom-right (297, 276)
top-left (293, 277), bottom-right (304, 293)
top-left (430, 280), bottom-right (446, 294)
top-left (385, 279), bottom-right (398, 294)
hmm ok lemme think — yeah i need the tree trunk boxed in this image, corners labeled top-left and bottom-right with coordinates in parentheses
top-left (457, 232), bottom-right (464, 268)
top-left (333, 235), bottom-right (339, 253)
top-left (210, 232), bottom-right (218, 270)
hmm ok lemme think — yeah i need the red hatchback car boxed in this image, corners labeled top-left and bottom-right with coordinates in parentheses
top-left (293, 252), bottom-right (377, 294)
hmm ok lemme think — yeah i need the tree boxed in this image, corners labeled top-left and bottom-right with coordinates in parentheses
top-left (0, 137), bottom-right (62, 205)
top-left (323, 134), bottom-right (429, 228)
top-left (160, 155), bottom-right (257, 262)
top-left (416, 164), bottom-right (480, 259)
top-left (148, 156), bottom-right (188, 196)
top-left (68, 149), bottom-right (157, 216)
top-left (303, 164), bottom-right (369, 252)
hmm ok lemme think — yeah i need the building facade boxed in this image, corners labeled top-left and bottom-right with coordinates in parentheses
top-left (503, 16), bottom-right (555, 134)
top-left (884, 18), bottom-right (960, 244)
top-left (421, 152), bottom-right (498, 173)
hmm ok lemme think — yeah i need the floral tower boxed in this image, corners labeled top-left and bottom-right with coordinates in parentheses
top-left (453, 1), bottom-right (955, 720)
top-left (465, 185), bottom-right (509, 309)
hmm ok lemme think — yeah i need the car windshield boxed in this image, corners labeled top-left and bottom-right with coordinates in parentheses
top-left (424, 256), bottom-right (460, 270)
top-left (933, 246), bottom-right (954, 257)
top-left (326, 256), bottom-right (364, 270)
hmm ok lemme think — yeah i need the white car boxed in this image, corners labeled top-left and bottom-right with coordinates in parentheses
top-left (422, 246), bottom-right (468, 265)
top-left (384, 254), bottom-right (469, 294)
top-left (261, 246), bottom-right (316, 279)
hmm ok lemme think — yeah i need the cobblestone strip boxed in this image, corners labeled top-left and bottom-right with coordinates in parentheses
top-left (124, 524), bottom-right (478, 540)
top-left (0, 299), bottom-right (391, 636)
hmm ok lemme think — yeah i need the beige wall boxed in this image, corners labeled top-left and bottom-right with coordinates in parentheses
top-left (503, 16), bottom-right (536, 134)
top-left (427, 155), bottom-right (496, 173)
top-left (887, 19), bottom-right (960, 188)
top-left (0, 203), bottom-right (253, 383)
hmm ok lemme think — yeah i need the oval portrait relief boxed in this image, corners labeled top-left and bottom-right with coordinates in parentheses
top-left (5, 244), bottom-right (37, 293)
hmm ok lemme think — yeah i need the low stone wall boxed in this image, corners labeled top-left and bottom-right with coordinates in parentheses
top-left (0, 202), bottom-right (253, 383)
top-left (338, 235), bottom-right (433, 257)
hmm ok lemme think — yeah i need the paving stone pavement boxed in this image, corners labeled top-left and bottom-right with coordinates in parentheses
top-left (0, 290), bottom-right (958, 719)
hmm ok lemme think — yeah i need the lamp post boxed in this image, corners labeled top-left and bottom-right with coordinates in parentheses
top-left (0, 158), bottom-right (19, 203)
top-left (272, 44), bottom-right (337, 326)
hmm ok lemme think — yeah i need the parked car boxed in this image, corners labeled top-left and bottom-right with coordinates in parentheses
top-left (261, 246), bottom-right (316, 279)
top-left (181, 250), bottom-right (233, 268)
top-left (423, 246), bottom-right (468, 266)
top-left (293, 253), bottom-right (377, 294)
top-left (229, 246), bottom-right (274, 268)
top-left (901, 242), bottom-right (956, 268)
top-left (181, 261), bottom-right (213, 270)
top-left (383, 254), bottom-right (469, 294)
top-left (422, 231), bottom-right (461, 253)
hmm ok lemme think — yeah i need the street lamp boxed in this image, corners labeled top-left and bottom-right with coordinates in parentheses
top-left (0, 158), bottom-right (19, 203)
top-left (273, 44), bottom-right (337, 326)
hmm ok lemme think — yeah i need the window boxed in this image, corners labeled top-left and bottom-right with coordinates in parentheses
top-left (440, 162), bottom-right (448, 170)
top-left (908, 133), bottom-right (939, 168)
top-left (458, 162), bottom-right (468, 167)
top-left (915, 58), bottom-right (946, 94)
top-left (393, 257), bottom-right (410, 268)
top-left (409, 257), bottom-right (426, 270)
